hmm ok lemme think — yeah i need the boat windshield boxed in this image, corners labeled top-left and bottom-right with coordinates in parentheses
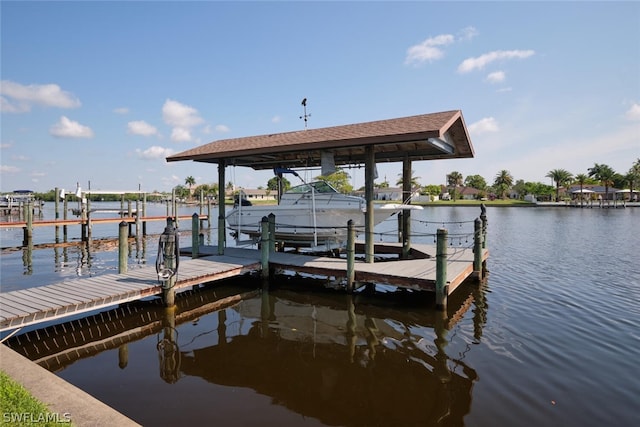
top-left (286, 181), bottom-right (338, 194)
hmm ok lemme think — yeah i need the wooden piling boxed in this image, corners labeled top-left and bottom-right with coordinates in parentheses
top-left (346, 219), bottom-right (356, 292)
top-left (119, 221), bottom-right (128, 274)
top-left (268, 213), bottom-right (276, 253)
top-left (260, 216), bottom-right (270, 279)
top-left (473, 218), bottom-right (483, 279)
top-left (192, 213), bottom-right (200, 259)
top-left (480, 204), bottom-right (488, 249)
top-left (436, 228), bottom-right (448, 310)
top-left (161, 218), bottom-right (177, 307)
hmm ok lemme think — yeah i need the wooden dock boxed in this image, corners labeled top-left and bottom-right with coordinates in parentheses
top-left (1, 244), bottom-right (487, 334)
top-left (0, 214), bottom-right (208, 229)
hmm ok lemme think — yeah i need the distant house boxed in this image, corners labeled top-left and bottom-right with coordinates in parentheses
top-left (354, 187), bottom-right (421, 201)
top-left (235, 188), bottom-right (277, 201)
top-left (441, 185), bottom-right (482, 200)
top-left (565, 185), bottom-right (620, 200)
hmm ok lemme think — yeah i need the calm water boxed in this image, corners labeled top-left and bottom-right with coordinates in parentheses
top-left (2, 205), bottom-right (639, 426)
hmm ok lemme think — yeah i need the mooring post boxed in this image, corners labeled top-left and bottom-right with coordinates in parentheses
top-left (260, 216), bottom-right (270, 280)
top-left (63, 197), bottom-right (68, 242)
top-left (480, 203), bottom-right (488, 249)
top-left (473, 218), bottom-right (483, 279)
top-left (268, 213), bottom-right (276, 253)
top-left (23, 202), bottom-right (33, 246)
top-left (397, 211), bottom-right (403, 243)
top-left (192, 213), bottom-right (200, 259)
top-left (119, 221), bottom-right (128, 274)
top-left (436, 228), bottom-right (448, 310)
top-left (346, 219), bottom-right (356, 292)
top-left (159, 217), bottom-right (178, 307)
top-left (142, 193), bottom-right (147, 236)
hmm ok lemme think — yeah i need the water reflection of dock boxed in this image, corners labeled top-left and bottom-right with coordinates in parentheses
top-left (5, 280), bottom-right (487, 425)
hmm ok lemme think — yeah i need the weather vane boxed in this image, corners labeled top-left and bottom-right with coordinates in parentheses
top-left (300, 98), bottom-right (311, 130)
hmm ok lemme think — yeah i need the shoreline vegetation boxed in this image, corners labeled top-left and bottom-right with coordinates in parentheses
top-left (0, 371), bottom-right (72, 427)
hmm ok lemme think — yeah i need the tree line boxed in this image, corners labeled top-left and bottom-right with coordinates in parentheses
top-left (30, 159), bottom-right (640, 202)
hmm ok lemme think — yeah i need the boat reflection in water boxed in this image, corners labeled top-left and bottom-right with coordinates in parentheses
top-left (6, 278), bottom-right (487, 426)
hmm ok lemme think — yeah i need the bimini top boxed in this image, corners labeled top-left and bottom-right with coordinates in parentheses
top-left (166, 110), bottom-right (474, 170)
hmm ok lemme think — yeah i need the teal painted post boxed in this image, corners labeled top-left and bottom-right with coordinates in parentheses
top-left (436, 228), bottom-right (448, 310)
top-left (268, 213), bottom-right (276, 253)
top-left (119, 221), bottom-right (128, 273)
top-left (260, 216), bottom-right (270, 279)
top-left (192, 213), bottom-right (200, 259)
top-left (473, 218), bottom-right (483, 279)
top-left (346, 220), bottom-right (356, 292)
top-left (480, 204), bottom-right (487, 249)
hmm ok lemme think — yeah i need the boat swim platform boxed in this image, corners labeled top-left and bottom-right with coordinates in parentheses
top-left (1, 244), bottom-right (487, 334)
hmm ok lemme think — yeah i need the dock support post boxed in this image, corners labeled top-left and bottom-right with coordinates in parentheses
top-left (142, 193), bottom-right (147, 236)
top-left (401, 154), bottom-right (412, 259)
top-left (160, 218), bottom-right (177, 307)
top-left (217, 159), bottom-right (226, 255)
top-left (119, 221), bottom-right (128, 274)
top-left (260, 216), bottom-right (270, 280)
top-left (436, 228), bottom-right (448, 310)
top-left (23, 202), bottom-right (33, 246)
top-left (268, 213), bottom-right (276, 253)
top-left (473, 218), bottom-right (483, 279)
top-left (346, 220), bottom-right (356, 292)
top-left (480, 204), bottom-right (487, 249)
top-left (63, 198), bottom-right (68, 242)
top-left (364, 145), bottom-right (375, 263)
top-left (192, 213), bottom-right (200, 259)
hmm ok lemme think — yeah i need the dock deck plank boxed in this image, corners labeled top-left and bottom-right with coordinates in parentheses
top-left (1, 244), bottom-right (487, 333)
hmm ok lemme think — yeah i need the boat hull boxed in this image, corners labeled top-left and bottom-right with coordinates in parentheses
top-left (226, 205), bottom-right (395, 248)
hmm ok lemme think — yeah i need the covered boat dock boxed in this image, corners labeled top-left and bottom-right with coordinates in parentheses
top-left (167, 109), bottom-right (475, 262)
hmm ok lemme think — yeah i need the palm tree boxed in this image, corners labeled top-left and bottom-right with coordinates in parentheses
top-left (446, 171), bottom-right (463, 202)
top-left (626, 158), bottom-right (640, 201)
top-left (545, 169), bottom-right (573, 202)
top-left (396, 170), bottom-right (421, 188)
top-left (493, 170), bottom-right (513, 199)
top-left (574, 173), bottom-right (589, 207)
top-left (184, 176), bottom-right (196, 200)
top-left (588, 163), bottom-right (615, 202)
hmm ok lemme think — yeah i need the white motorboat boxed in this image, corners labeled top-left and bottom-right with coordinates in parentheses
top-left (226, 181), bottom-right (421, 248)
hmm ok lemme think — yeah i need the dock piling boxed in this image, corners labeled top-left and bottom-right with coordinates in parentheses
top-left (260, 216), bottom-right (270, 279)
top-left (118, 221), bottom-right (128, 274)
top-left (192, 213), bottom-right (200, 259)
top-left (473, 218), bottom-right (483, 279)
top-left (436, 228), bottom-right (448, 310)
top-left (268, 213), bottom-right (276, 253)
top-left (346, 220), bottom-right (356, 292)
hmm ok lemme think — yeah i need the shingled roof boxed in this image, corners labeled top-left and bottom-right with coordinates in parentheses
top-left (166, 110), bottom-right (474, 170)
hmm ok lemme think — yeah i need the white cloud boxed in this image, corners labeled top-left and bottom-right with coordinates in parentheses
top-left (171, 127), bottom-right (192, 142)
top-left (0, 80), bottom-right (81, 112)
top-left (49, 116), bottom-right (94, 138)
top-left (405, 34), bottom-right (455, 66)
top-left (0, 142), bottom-right (12, 149)
top-left (162, 99), bottom-right (204, 142)
top-left (127, 120), bottom-right (158, 136)
top-left (486, 71), bottom-right (506, 84)
top-left (136, 145), bottom-right (175, 160)
top-left (1, 165), bottom-right (21, 174)
top-left (113, 107), bottom-right (129, 114)
top-left (215, 124), bottom-right (230, 133)
top-left (625, 103), bottom-right (640, 121)
top-left (457, 26), bottom-right (479, 42)
top-left (468, 117), bottom-right (499, 135)
top-left (458, 50), bottom-right (535, 73)
top-left (271, 116), bottom-right (281, 123)
top-left (12, 154), bottom-right (29, 161)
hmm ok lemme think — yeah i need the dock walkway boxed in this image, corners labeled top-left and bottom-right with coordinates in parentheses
top-left (1, 244), bottom-right (487, 334)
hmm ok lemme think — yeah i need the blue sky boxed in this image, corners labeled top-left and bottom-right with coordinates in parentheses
top-left (1, 1), bottom-right (639, 194)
